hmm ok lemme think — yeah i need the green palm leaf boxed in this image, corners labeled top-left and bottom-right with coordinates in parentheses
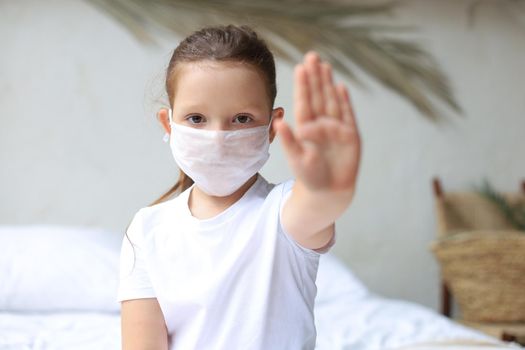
top-left (474, 178), bottom-right (525, 232)
top-left (87, 0), bottom-right (462, 122)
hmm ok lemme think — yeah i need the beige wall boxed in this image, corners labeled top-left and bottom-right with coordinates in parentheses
top-left (1, 0), bottom-right (524, 312)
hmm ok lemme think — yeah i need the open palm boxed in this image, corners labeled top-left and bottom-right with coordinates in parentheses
top-left (275, 51), bottom-right (361, 193)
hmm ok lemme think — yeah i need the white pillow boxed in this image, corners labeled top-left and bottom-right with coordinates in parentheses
top-left (0, 225), bottom-right (122, 312)
top-left (0, 225), bottom-right (366, 312)
top-left (316, 251), bottom-right (369, 303)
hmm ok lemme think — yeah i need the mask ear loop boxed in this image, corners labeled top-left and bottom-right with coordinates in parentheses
top-left (267, 109), bottom-right (276, 131)
top-left (163, 108), bottom-right (173, 143)
top-left (168, 108), bottom-right (173, 124)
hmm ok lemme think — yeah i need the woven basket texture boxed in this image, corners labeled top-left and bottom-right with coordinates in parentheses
top-left (432, 192), bottom-right (525, 322)
top-left (431, 231), bottom-right (525, 322)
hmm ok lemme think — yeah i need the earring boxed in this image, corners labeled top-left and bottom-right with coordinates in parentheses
top-left (163, 133), bottom-right (169, 143)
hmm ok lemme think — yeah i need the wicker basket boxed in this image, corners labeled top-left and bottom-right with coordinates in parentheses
top-left (430, 230), bottom-right (525, 322)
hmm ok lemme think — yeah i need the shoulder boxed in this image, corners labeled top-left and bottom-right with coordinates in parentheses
top-left (140, 199), bottom-right (176, 222)
top-left (250, 174), bottom-right (293, 198)
top-left (126, 191), bottom-right (189, 239)
top-left (250, 177), bottom-right (295, 213)
top-left (265, 177), bottom-right (295, 200)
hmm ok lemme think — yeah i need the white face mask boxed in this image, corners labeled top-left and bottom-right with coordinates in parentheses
top-left (167, 108), bottom-right (272, 197)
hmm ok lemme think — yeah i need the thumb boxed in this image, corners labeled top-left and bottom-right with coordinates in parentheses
top-left (274, 119), bottom-right (303, 159)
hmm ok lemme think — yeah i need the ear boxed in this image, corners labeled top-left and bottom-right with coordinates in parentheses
top-left (270, 107), bottom-right (284, 143)
top-left (157, 108), bottom-right (171, 134)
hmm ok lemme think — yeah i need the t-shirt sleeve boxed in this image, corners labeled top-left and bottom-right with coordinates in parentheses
top-left (277, 179), bottom-right (336, 256)
top-left (116, 208), bottom-right (157, 302)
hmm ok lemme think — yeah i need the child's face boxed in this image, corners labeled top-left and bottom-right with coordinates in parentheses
top-left (170, 61), bottom-right (275, 131)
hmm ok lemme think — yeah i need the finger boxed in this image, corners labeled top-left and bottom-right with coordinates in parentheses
top-left (296, 119), bottom-right (331, 145)
top-left (294, 64), bottom-right (313, 125)
top-left (317, 118), bottom-right (354, 144)
top-left (299, 117), bottom-right (356, 146)
top-left (274, 119), bottom-right (303, 159)
top-left (337, 83), bottom-right (358, 130)
top-left (304, 51), bottom-right (325, 118)
top-left (321, 62), bottom-right (341, 120)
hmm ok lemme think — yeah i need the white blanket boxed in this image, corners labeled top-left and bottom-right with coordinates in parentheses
top-left (0, 312), bottom-right (120, 350)
top-left (0, 296), bottom-right (518, 350)
top-left (314, 294), bottom-right (519, 349)
top-left (0, 226), bottom-right (520, 349)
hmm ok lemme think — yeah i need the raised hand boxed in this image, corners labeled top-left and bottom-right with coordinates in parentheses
top-left (275, 51), bottom-right (361, 195)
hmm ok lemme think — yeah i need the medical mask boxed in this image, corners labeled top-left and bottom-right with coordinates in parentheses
top-left (167, 108), bottom-right (272, 197)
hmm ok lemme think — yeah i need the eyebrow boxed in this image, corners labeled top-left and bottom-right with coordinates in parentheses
top-left (177, 104), bottom-right (267, 113)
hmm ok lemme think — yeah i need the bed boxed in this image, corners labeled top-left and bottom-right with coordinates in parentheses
top-left (0, 225), bottom-right (521, 349)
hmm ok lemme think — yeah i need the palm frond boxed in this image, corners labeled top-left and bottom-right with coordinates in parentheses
top-left (87, 0), bottom-right (463, 122)
top-left (474, 178), bottom-right (525, 232)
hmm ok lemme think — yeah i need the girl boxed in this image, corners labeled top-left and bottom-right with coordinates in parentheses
top-left (117, 24), bottom-right (361, 350)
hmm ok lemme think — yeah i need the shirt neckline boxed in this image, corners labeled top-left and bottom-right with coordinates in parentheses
top-left (181, 173), bottom-right (265, 228)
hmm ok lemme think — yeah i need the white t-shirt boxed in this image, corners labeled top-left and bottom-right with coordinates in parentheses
top-left (117, 174), bottom-right (336, 350)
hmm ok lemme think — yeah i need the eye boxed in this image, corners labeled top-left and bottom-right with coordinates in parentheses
top-left (233, 114), bottom-right (253, 124)
top-left (186, 115), bottom-right (205, 124)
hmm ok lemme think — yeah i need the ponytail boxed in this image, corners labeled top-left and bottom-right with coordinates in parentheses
top-left (148, 170), bottom-right (194, 207)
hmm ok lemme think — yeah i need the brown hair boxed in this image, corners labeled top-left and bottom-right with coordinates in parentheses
top-left (123, 24), bottom-right (278, 273)
top-left (149, 23), bottom-right (277, 207)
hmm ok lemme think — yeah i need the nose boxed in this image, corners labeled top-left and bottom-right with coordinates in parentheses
top-left (211, 119), bottom-right (231, 131)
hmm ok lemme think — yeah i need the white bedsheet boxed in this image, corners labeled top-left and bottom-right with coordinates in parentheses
top-left (0, 227), bottom-right (518, 350)
top-left (0, 297), bottom-right (516, 350)
top-left (0, 311), bottom-right (120, 350)
top-left (314, 293), bottom-right (516, 349)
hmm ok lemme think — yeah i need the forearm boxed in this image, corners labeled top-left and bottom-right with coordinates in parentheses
top-left (285, 179), bottom-right (355, 238)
